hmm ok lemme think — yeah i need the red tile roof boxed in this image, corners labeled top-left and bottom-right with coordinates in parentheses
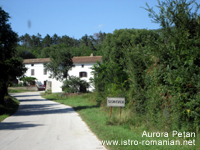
top-left (23, 58), bottom-right (50, 64)
top-left (23, 56), bottom-right (102, 64)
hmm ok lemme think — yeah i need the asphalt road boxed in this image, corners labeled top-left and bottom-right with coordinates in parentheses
top-left (0, 92), bottom-right (106, 150)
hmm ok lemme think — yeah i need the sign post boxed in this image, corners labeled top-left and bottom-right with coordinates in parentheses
top-left (120, 107), bottom-right (121, 119)
top-left (110, 107), bottom-right (112, 118)
top-left (107, 97), bottom-right (125, 119)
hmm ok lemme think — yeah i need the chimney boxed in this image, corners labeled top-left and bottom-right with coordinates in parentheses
top-left (90, 53), bottom-right (93, 57)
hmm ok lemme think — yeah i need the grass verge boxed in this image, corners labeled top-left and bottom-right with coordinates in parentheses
top-left (42, 93), bottom-right (199, 150)
top-left (0, 95), bottom-right (19, 122)
top-left (8, 88), bottom-right (31, 93)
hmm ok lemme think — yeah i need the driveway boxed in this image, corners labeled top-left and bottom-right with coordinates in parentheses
top-left (0, 92), bottom-right (106, 150)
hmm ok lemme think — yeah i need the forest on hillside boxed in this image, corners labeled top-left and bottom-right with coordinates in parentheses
top-left (16, 31), bottom-right (106, 59)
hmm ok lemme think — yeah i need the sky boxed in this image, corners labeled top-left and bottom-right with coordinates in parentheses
top-left (1, 0), bottom-right (199, 40)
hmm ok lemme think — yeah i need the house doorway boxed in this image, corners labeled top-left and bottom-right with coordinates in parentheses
top-left (80, 85), bottom-right (86, 93)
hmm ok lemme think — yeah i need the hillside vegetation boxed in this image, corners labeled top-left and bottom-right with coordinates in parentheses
top-left (16, 31), bottom-right (106, 58)
top-left (91, 0), bottom-right (200, 133)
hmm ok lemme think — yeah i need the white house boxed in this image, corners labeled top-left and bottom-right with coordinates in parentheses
top-left (22, 54), bottom-right (102, 93)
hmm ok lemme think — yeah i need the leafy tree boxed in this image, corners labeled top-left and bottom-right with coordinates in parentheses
top-left (143, 0), bottom-right (200, 130)
top-left (39, 47), bottom-right (53, 58)
top-left (97, 29), bottom-right (156, 97)
top-left (31, 35), bottom-right (37, 47)
top-left (20, 76), bottom-right (37, 86)
top-left (93, 31), bottom-right (106, 45)
top-left (52, 33), bottom-right (60, 45)
top-left (80, 34), bottom-right (89, 46)
top-left (72, 37), bottom-right (80, 47)
top-left (44, 50), bottom-right (74, 81)
top-left (16, 31), bottom-right (105, 59)
top-left (24, 33), bottom-right (32, 48)
top-left (60, 35), bottom-right (73, 46)
top-left (0, 7), bottom-right (26, 105)
top-left (91, 61), bottom-right (128, 104)
top-left (31, 35), bottom-right (42, 47)
top-left (18, 35), bottom-right (25, 45)
top-left (62, 76), bottom-right (89, 93)
top-left (19, 33), bottom-right (42, 48)
top-left (36, 33), bottom-right (42, 47)
top-left (16, 46), bottom-right (36, 59)
top-left (42, 34), bottom-right (52, 47)
top-left (80, 34), bottom-right (99, 51)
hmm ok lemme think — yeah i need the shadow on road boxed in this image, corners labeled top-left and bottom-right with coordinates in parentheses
top-left (73, 105), bottom-right (99, 111)
top-left (6, 93), bottom-right (76, 117)
top-left (0, 122), bottom-right (43, 130)
top-left (14, 103), bottom-right (75, 116)
top-left (13, 94), bottom-right (40, 98)
top-left (18, 98), bottom-right (48, 102)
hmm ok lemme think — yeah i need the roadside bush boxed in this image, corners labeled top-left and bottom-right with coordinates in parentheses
top-left (0, 95), bottom-right (19, 119)
top-left (142, 0), bottom-right (200, 131)
top-left (20, 76), bottom-right (37, 86)
top-left (62, 76), bottom-right (89, 93)
top-left (92, 0), bottom-right (200, 133)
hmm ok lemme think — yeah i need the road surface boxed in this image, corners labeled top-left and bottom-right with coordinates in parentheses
top-left (0, 92), bottom-right (106, 150)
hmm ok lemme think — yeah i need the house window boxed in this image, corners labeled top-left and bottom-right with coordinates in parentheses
top-left (82, 64), bottom-right (84, 68)
top-left (31, 64), bottom-right (34, 66)
top-left (44, 69), bottom-right (47, 75)
top-left (31, 69), bottom-right (35, 75)
top-left (79, 72), bottom-right (87, 77)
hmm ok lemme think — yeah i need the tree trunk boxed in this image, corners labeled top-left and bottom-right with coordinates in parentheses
top-left (0, 80), bottom-right (6, 106)
top-left (5, 83), bottom-right (8, 96)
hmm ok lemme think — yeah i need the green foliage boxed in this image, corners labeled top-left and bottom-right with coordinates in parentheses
top-left (0, 7), bottom-right (26, 106)
top-left (17, 31), bottom-right (107, 59)
top-left (42, 34), bottom-right (52, 47)
top-left (20, 76), bottom-right (37, 85)
top-left (0, 95), bottom-right (19, 121)
top-left (91, 61), bottom-right (128, 105)
top-left (38, 44), bottom-right (95, 58)
top-left (92, 29), bottom-right (156, 106)
top-left (91, 0), bottom-right (200, 133)
top-left (142, 0), bottom-right (200, 131)
top-left (62, 76), bottom-right (89, 93)
top-left (44, 89), bottom-right (52, 95)
top-left (44, 49), bottom-right (74, 81)
top-left (16, 46), bottom-right (36, 59)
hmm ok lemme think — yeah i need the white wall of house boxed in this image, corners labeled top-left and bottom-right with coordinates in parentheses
top-left (23, 61), bottom-right (97, 93)
top-left (51, 79), bottom-right (63, 93)
top-left (24, 63), bottom-right (50, 86)
top-left (68, 62), bottom-right (95, 91)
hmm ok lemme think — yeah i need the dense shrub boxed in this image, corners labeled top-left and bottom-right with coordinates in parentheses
top-left (91, 0), bottom-right (200, 132)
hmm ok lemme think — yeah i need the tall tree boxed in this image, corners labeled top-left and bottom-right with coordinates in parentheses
top-left (52, 33), bottom-right (60, 45)
top-left (80, 34), bottom-right (89, 46)
top-left (143, 0), bottom-right (200, 129)
top-left (24, 33), bottom-right (31, 48)
top-left (93, 31), bottom-right (106, 45)
top-left (18, 35), bottom-right (25, 45)
top-left (44, 50), bottom-right (74, 81)
top-left (31, 35), bottom-right (37, 47)
top-left (36, 33), bottom-right (42, 47)
top-left (0, 7), bottom-right (26, 105)
top-left (42, 34), bottom-right (52, 47)
top-left (60, 35), bottom-right (73, 46)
